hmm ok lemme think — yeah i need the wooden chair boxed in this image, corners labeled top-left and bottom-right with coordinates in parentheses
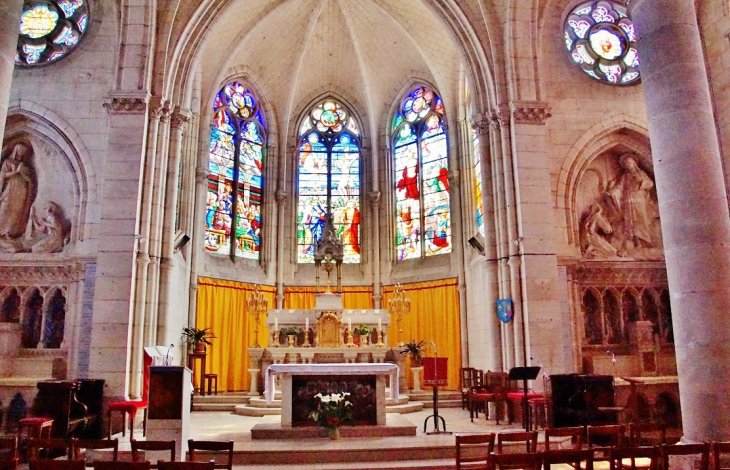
top-left (93, 463), bottom-right (151, 470)
top-left (609, 446), bottom-right (659, 470)
top-left (543, 448), bottom-right (595, 470)
top-left (545, 426), bottom-right (584, 450)
top-left (0, 437), bottom-right (19, 462)
top-left (469, 386), bottom-right (496, 423)
top-left (461, 368), bottom-right (477, 410)
top-left (130, 440), bottom-right (175, 468)
top-left (27, 439), bottom-right (74, 461)
top-left (485, 371), bottom-right (509, 423)
top-left (108, 353), bottom-right (152, 438)
top-left (455, 433), bottom-right (495, 470)
top-left (187, 440), bottom-right (233, 470)
top-left (662, 443), bottom-right (709, 470)
top-left (712, 442), bottom-right (730, 470)
top-left (489, 452), bottom-right (541, 470)
top-left (497, 431), bottom-right (538, 453)
top-left (73, 439), bottom-right (119, 463)
top-left (587, 425), bottom-right (626, 470)
top-left (29, 461), bottom-right (86, 470)
top-left (628, 423), bottom-right (667, 446)
top-left (157, 462), bottom-right (214, 470)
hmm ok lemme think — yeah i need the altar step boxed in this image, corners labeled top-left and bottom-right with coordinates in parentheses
top-left (192, 393), bottom-right (252, 412)
top-left (405, 390), bottom-right (462, 408)
top-left (233, 395), bottom-right (425, 417)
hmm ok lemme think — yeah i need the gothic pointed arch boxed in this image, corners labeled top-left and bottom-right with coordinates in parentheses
top-left (392, 86), bottom-right (451, 261)
top-left (296, 98), bottom-right (361, 264)
top-left (205, 81), bottom-right (266, 260)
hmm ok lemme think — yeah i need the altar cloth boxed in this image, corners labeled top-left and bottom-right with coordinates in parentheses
top-left (265, 363), bottom-right (399, 404)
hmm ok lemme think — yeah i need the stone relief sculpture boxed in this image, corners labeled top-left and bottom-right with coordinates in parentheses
top-left (0, 142), bottom-right (37, 240)
top-left (579, 153), bottom-right (663, 260)
top-left (0, 141), bottom-right (71, 254)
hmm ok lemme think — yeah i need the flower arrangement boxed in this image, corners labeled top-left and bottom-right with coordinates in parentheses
top-left (354, 324), bottom-right (371, 336)
top-left (309, 392), bottom-right (355, 439)
top-left (281, 326), bottom-right (302, 336)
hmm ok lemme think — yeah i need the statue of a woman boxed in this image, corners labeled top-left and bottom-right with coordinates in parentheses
top-left (0, 143), bottom-right (37, 239)
top-left (30, 202), bottom-right (70, 253)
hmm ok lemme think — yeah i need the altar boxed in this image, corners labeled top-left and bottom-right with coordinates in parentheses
top-left (265, 363), bottom-right (399, 427)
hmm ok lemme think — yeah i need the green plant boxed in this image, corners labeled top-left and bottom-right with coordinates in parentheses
top-left (355, 324), bottom-right (371, 336)
top-left (309, 392), bottom-right (355, 432)
top-left (281, 326), bottom-right (302, 336)
top-left (400, 339), bottom-right (426, 364)
top-left (181, 327), bottom-right (215, 348)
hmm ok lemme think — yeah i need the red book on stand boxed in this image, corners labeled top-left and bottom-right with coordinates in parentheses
top-left (423, 357), bottom-right (448, 386)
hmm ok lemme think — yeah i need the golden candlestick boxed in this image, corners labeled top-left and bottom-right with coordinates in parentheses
top-left (246, 284), bottom-right (268, 348)
top-left (388, 283), bottom-right (411, 347)
top-left (376, 329), bottom-right (385, 347)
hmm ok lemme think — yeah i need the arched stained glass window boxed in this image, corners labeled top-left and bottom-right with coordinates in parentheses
top-left (393, 86), bottom-right (451, 261)
top-left (16, 0), bottom-right (89, 67)
top-left (297, 100), bottom-right (361, 264)
top-left (205, 82), bottom-right (265, 259)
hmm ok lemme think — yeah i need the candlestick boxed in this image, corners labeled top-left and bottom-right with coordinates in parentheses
top-left (306, 318), bottom-right (309, 331)
top-left (275, 318), bottom-right (278, 332)
top-left (348, 318), bottom-right (352, 331)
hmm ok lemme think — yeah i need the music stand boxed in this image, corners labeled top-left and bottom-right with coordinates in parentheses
top-left (507, 366), bottom-right (541, 430)
top-left (423, 356), bottom-right (451, 435)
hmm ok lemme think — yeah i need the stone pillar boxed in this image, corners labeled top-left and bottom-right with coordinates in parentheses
top-left (157, 107), bottom-right (190, 344)
top-left (188, 166), bottom-right (209, 338)
top-left (629, 0), bottom-right (730, 442)
top-left (0, 0), bottom-right (22, 144)
top-left (369, 190), bottom-right (382, 308)
top-left (275, 189), bottom-right (288, 309)
top-left (472, 116), bottom-right (502, 372)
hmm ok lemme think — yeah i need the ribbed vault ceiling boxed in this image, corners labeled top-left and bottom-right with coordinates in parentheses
top-left (196, 0), bottom-right (464, 143)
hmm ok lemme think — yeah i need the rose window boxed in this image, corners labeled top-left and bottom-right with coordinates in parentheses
top-left (16, 0), bottom-right (89, 67)
top-left (564, 1), bottom-right (640, 85)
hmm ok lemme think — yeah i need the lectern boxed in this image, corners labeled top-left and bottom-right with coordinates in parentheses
top-left (147, 366), bottom-right (192, 460)
top-left (507, 366), bottom-right (541, 430)
top-left (423, 357), bottom-right (450, 434)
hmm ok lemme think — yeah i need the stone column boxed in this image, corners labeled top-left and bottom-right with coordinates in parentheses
top-left (369, 190), bottom-right (382, 308)
top-left (471, 116), bottom-right (502, 372)
top-left (0, 0), bottom-right (22, 144)
top-left (275, 189), bottom-right (288, 309)
top-left (629, 0), bottom-right (730, 442)
top-left (157, 107), bottom-right (190, 344)
top-left (188, 166), bottom-right (209, 338)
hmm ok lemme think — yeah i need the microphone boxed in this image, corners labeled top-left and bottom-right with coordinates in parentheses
top-left (165, 343), bottom-right (174, 366)
top-left (430, 341), bottom-right (437, 356)
top-left (607, 350), bottom-right (616, 364)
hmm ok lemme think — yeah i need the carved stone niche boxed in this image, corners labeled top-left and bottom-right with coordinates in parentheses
top-left (575, 149), bottom-right (663, 261)
top-left (0, 134), bottom-right (76, 255)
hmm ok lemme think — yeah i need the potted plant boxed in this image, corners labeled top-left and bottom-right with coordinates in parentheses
top-left (181, 326), bottom-right (215, 353)
top-left (281, 326), bottom-right (302, 347)
top-left (309, 392), bottom-right (355, 439)
top-left (355, 324), bottom-right (371, 346)
top-left (400, 339), bottom-right (426, 367)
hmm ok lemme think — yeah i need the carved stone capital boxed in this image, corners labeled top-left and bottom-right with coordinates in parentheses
top-left (158, 102), bottom-right (172, 123)
top-left (368, 191), bottom-right (381, 206)
top-left (148, 97), bottom-right (166, 120)
top-left (275, 190), bottom-right (289, 206)
top-left (510, 101), bottom-right (552, 125)
top-left (470, 114), bottom-right (491, 136)
top-left (195, 166), bottom-right (210, 183)
top-left (448, 170), bottom-right (460, 189)
top-left (170, 107), bottom-right (192, 130)
top-left (104, 93), bottom-right (150, 114)
top-left (492, 106), bottom-right (511, 127)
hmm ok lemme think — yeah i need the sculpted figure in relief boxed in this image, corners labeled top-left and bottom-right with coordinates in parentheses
top-left (0, 142), bottom-right (37, 239)
top-left (30, 202), bottom-right (71, 253)
top-left (580, 153), bottom-right (662, 260)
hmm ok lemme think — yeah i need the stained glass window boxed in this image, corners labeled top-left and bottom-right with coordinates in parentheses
top-left (564, 1), bottom-right (640, 85)
top-left (205, 82), bottom-right (265, 260)
top-left (393, 86), bottom-right (451, 261)
top-left (16, 1), bottom-right (88, 67)
top-left (473, 130), bottom-right (484, 237)
top-left (297, 100), bottom-right (361, 264)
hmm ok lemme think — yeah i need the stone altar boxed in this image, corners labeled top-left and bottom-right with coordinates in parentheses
top-left (265, 363), bottom-right (399, 427)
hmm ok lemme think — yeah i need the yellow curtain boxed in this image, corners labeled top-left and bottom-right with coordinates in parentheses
top-left (196, 278), bottom-right (276, 392)
top-left (284, 286), bottom-right (374, 309)
top-left (382, 279), bottom-right (462, 390)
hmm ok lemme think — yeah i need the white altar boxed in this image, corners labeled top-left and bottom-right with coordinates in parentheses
top-left (265, 363), bottom-right (399, 426)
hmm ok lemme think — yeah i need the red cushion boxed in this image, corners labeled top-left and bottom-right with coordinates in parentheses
top-left (507, 392), bottom-right (544, 400)
top-left (108, 400), bottom-right (147, 412)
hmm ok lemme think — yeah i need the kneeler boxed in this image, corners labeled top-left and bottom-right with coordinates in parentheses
top-left (107, 352), bottom-right (152, 438)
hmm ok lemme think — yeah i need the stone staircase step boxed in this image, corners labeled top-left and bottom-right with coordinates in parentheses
top-left (193, 394), bottom-right (252, 404)
top-left (192, 403), bottom-right (239, 412)
top-left (234, 404), bottom-right (282, 417)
